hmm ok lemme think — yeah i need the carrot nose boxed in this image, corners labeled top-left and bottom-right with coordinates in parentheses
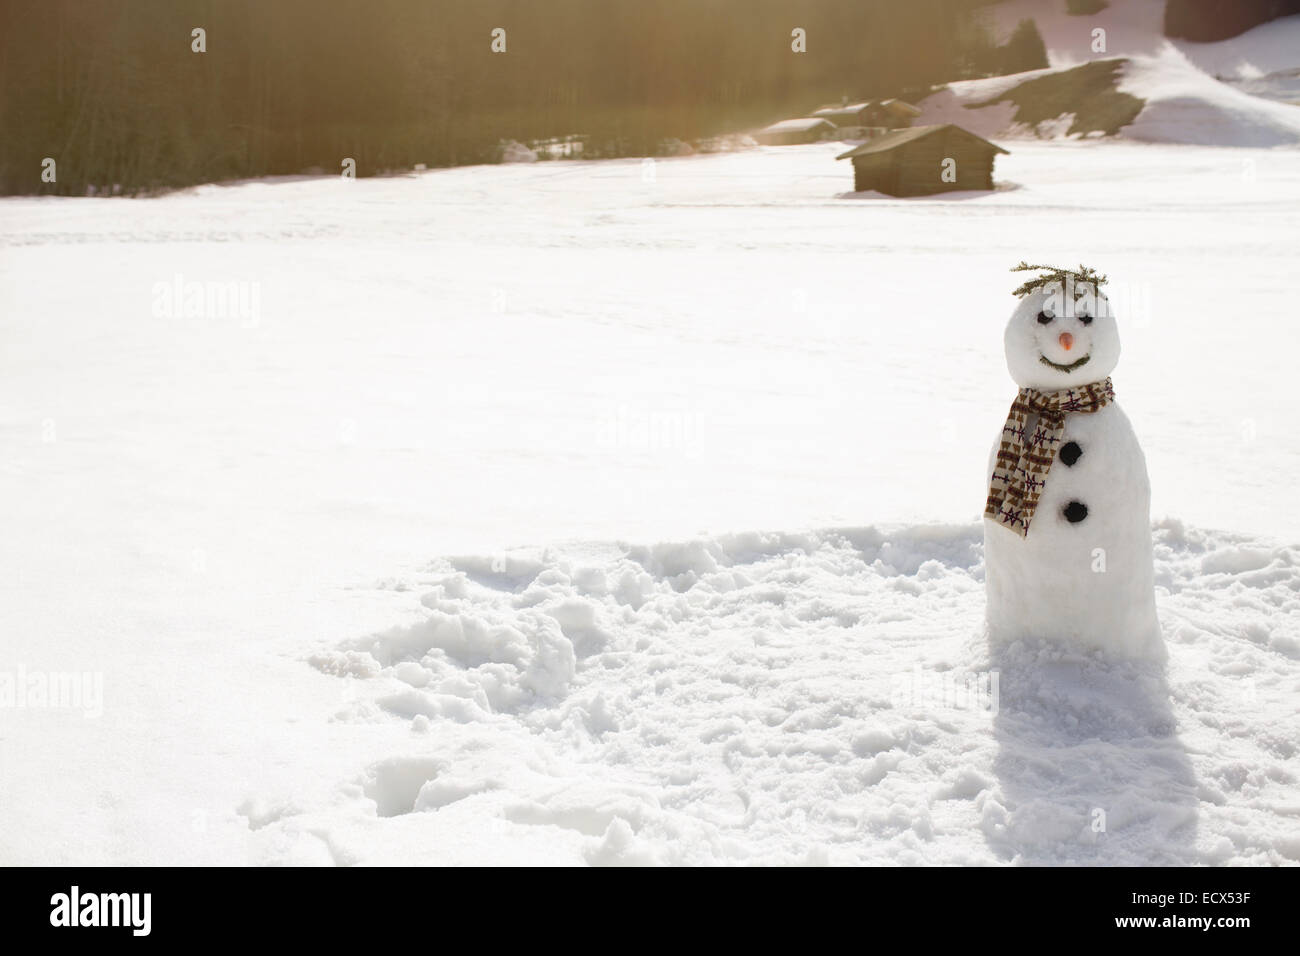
top-left (1058, 332), bottom-right (1074, 351)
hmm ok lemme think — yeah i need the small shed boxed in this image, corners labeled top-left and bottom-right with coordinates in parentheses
top-left (754, 117), bottom-right (838, 146)
top-left (836, 124), bottom-right (1009, 196)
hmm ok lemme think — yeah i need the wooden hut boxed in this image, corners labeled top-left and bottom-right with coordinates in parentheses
top-left (836, 124), bottom-right (1009, 196)
top-left (872, 99), bottom-right (923, 127)
top-left (754, 117), bottom-right (838, 146)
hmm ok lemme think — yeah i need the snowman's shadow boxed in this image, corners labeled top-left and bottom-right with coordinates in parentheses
top-left (984, 639), bottom-right (1199, 865)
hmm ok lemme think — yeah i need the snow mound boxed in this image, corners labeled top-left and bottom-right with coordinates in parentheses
top-left (918, 1), bottom-right (1300, 146)
top-left (1122, 48), bottom-right (1300, 146)
top-left (286, 521), bottom-right (1300, 865)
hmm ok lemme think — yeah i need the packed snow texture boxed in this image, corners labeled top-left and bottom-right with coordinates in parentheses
top-left (299, 520), bottom-right (1296, 865)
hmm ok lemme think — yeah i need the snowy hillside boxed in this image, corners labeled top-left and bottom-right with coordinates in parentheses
top-left (917, 0), bottom-right (1300, 145)
top-left (1, 140), bottom-right (1298, 864)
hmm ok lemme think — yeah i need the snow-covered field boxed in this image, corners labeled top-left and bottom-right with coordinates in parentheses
top-left (2, 136), bottom-right (1299, 864)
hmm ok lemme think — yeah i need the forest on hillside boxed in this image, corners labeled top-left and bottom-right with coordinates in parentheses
top-left (5, 0), bottom-right (1297, 196)
top-left (0, 0), bottom-right (1060, 195)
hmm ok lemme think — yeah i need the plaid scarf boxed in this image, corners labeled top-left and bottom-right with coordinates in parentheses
top-left (985, 377), bottom-right (1115, 537)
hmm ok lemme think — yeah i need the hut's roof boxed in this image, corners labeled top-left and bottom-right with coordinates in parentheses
top-left (760, 117), bottom-right (837, 134)
top-left (878, 98), bottom-right (923, 117)
top-left (836, 124), bottom-right (1009, 160)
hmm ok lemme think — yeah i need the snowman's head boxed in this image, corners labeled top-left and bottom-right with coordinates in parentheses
top-left (1003, 281), bottom-right (1120, 390)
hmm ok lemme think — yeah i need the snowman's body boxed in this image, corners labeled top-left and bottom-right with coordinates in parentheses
top-left (984, 281), bottom-right (1164, 662)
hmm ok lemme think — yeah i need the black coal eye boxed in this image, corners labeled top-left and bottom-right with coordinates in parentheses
top-left (1079, 314), bottom-right (1093, 325)
top-left (1036, 311), bottom-right (1053, 325)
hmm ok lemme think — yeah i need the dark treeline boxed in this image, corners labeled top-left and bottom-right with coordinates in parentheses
top-left (0, 0), bottom-right (1041, 196)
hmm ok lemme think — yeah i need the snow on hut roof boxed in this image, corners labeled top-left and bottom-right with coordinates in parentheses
top-left (878, 98), bottom-right (923, 116)
top-left (835, 124), bottom-right (1009, 160)
top-left (760, 118), bottom-right (838, 134)
top-left (811, 103), bottom-right (872, 117)
top-left (812, 99), bottom-right (921, 119)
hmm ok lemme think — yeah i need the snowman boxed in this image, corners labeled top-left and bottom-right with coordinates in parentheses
top-left (984, 263), bottom-right (1163, 662)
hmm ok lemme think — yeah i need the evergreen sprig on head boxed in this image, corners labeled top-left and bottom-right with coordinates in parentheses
top-left (1010, 261), bottom-right (1108, 298)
